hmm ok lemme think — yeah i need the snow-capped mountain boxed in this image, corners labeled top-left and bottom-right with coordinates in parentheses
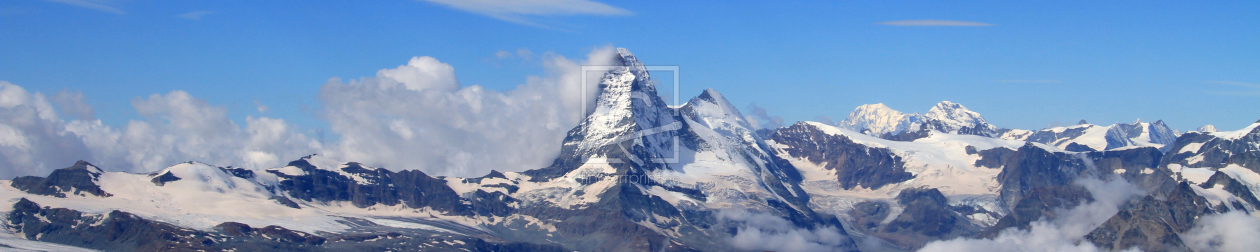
top-left (1008, 119), bottom-right (1180, 152)
top-left (2, 48), bottom-right (1258, 252)
top-left (838, 101), bottom-right (997, 139)
top-left (838, 103), bottom-right (921, 136)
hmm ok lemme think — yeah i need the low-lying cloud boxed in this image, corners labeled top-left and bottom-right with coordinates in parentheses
top-left (718, 209), bottom-right (850, 252)
top-left (919, 177), bottom-right (1144, 252)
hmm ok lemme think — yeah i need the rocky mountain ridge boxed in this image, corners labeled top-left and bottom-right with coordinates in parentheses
top-left (2, 48), bottom-right (1258, 252)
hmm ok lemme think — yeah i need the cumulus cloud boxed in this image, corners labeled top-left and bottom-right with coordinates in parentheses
top-left (920, 177), bottom-right (1145, 252)
top-left (717, 209), bottom-right (849, 252)
top-left (1181, 211), bottom-right (1260, 252)
top-left (50, 90), bottom-right (94, 120)
top-left (65, 91), bottom-right (321, 172)
top-left (876, 20), bottom-right (994, 27)
top-left (0, 82), bottom-right (93, 178)
top-left (0, 80), bottom-right (320, 177)
top-left (45, 0), bottom-right (124, 14)
top-left (0, 46), bottom-right (621, 179)
top-left (420, 0), bottom-right (631, 27)
top-left (744, 103), bottom-right (784, 129)
top-left (317, 46), bottom-right (618, 177)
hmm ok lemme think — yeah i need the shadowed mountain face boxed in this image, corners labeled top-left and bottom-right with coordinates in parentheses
top-left (2, 49), bottom-right (1259, 252)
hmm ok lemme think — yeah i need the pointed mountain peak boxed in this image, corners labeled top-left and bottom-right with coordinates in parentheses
top-left (615, 48), bottom-right (645, 71)
top-left (925, 101), bottom-right (985, 123)
top-left (1078, 119), bottom-right (1088, 125)
top-left (1132, 118), bottom-right (1142, 124)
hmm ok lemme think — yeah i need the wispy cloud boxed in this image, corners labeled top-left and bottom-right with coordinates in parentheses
top-left (176, 11), bottom-right (213, 20)
top-left (877, 20), bottom-right (994, 27)
top-left (45, 0), bottom-right (123, 14)
top-left (996, 79), bottom-right (1062, 83)
top-left (419, 0), bottom-right (631, 27)
top-left (1206, 80), bottom-right (1260, 96)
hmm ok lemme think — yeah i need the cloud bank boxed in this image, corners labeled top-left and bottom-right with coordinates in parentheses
top-left (0, 46), bottom-right (619, 178)
top-left (919, 177), bottom-right (1145, 252)
top-left (718, 209), bottom-right (850, 252)
top-left (317, 46), bottom-right (618, 177)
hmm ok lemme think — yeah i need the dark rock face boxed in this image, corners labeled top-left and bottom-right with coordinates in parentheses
top-left (773, 122), bottom-right (914, 190)
top-left (1085, 182), bottom-right (1217, 251)
top-left (10, 160), bottom-right (111, 198)
top-left (1161, 125), bottom-right (1260, 172)
top-left (981, 185), bottom-right (1093, 238)
top-left (271, 196), bottom-right (302, 209)
top-left (973, 147), bottom-right (1016, 169)
top-left (1201, 171), bottom-right (1260, 208)
top-left (267, 159), bottom-right (485, 216)
top-left (994, 144), bottom-right (1093, 212)
top-left (879, 123), bottom-right (932, 142)
top-left (7, 198), bottom-right (221, 251)
top-left (1065, 142), bottom-right (1097, 152)
top-left (151, 171), bottom-right (181, 186)
top-left (214, 222), bottom-right (326, 245)
top-left (1024, 126), bottom-right (1092, 145)
top-left (874, 188), bottom-right (980, 249)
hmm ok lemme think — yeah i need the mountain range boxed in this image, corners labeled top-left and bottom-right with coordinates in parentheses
top-left (1, 48), bottom-right (1257, 252)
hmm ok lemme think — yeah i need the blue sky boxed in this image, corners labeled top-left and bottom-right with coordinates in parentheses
top-left (3, 0), bottom-right (1258, 133)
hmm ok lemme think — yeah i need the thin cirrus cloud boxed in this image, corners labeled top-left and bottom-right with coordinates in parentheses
top-left (1206, 80), bottom-right (1260, 96)
top-left (996, 79), bottom-right (1062, 83)
top-left (176, 11), bottom-right (214, 20)
top-left (44, 0), bottom-right (123, 14)
top-left (877, 20), bottom-right (995, 27)
top-left (419, 0), bottom-right (631, 27)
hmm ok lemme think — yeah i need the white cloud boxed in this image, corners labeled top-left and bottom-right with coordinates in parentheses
top-left (64, 91), bottom-right (321, 172)
top-left (51, 90), bottom-right (94, 120)
top-left (376, 56), bottom-right (460, 92)
top-left (45, 0), bottom-right (123, 14)
top-left (718, 209), bottom-right (850, 252)
top-left (1181, 211), bottom-right (1260, 252)
top-left (419, 0), bottom-right (631, 26)
top-left (176, 11), bottom-right (213, 20)
top-left (318, 46), bottom-right (618, 177)
top-left (876, 20), bottom-right (994, 27)
top-left (0, 80), bottom-right (320, 177)
top-left (0, 46), bottom-right (619, 179)
top-left (0, 81), bottom-right (94, 178)
top-left (744, 103), bottom-right (783, 130)
top-left (920, 177), bottom-right (1144, 252)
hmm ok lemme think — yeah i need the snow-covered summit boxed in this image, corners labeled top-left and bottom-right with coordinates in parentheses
top-left (838, 103), bottom-right (921, 136)
top-left (838, 101), bottom-right (997, 138)
top-left (1197, 125), bottom-right (1218, 133)
top-left (922, 101), bottom-right (997, 137)
top-left (1011, 119), bottom-right (1180, 151)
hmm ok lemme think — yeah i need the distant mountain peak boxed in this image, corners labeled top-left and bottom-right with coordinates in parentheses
top-left (922, 101), bottom-right (997, 137)
top-left (1197, 125), bottom-right (1218, 133)
top-left (839, 103), bottom-right (918, 136)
